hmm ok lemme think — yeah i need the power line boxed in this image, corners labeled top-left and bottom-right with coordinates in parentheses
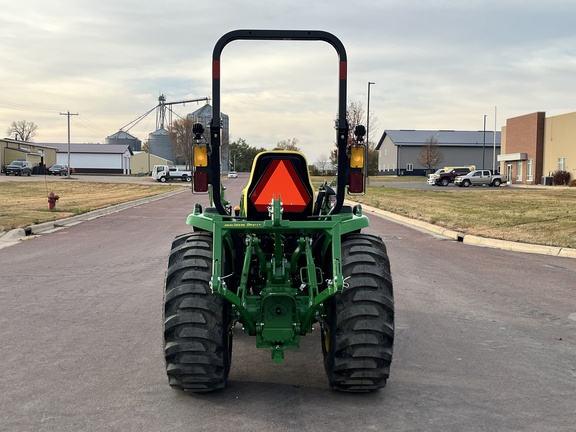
top-left (73, 114), bottom-right (109, 136)
top-left (0, 99), bottom-right (60, 114)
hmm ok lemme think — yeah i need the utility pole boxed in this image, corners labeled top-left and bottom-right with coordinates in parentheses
top-left (60, 111), bottom-right (78, 177)
top-left (366, 82), bottom-right (375, 186)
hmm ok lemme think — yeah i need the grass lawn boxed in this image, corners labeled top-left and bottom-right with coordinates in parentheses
top-left (0, 180), bottom-right (183, 232)
top-left (353, 186), bottom-right (575, 248)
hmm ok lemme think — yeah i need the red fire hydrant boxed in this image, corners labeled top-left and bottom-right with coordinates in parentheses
top-left (48, 191), bottom-right (60, 210)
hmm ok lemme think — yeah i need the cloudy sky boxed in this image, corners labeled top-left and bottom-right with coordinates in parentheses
top-left (2, 0), bottom-right (575, 163)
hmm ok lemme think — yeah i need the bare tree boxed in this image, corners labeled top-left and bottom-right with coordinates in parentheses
top-left (417, 135), bottom-right (444, 171)
top-left (315, 153), bottom-right (329, 175)
top-left (169, 117), bottom-right (195, 169)
top-left (275, 138), bottom-right (300, 151)
top-left (332, 101), bottom-right (379, 174)
top-left (344, 101), bottom-right (378, 145)
top-left (7, 120), bottom-right (39, 141)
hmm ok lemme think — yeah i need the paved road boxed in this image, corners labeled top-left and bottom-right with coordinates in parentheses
top-left (1, 177), bottom-right (575, 431)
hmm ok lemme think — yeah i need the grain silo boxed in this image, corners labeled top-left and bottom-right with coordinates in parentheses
top-left (105, 130), bottom-right (142, 151)
top-left (148, 128), bottom-right (173, 163)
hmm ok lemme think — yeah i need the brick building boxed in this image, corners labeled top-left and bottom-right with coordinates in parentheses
top-left (499, 111), bottom-right (576, 185)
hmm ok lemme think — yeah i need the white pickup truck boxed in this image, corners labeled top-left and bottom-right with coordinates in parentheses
top-left (152, 165), bottom-right (192, 183)
top-left (454, 170), bottom-right (507, 187)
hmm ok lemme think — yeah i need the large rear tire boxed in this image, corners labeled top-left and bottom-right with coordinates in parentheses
top-left (322, 233), bottom-right (394, 392)
top-left (163, 232), bottom-right (232, 393)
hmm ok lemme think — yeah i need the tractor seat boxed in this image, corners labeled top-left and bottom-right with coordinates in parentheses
top-left (242, 151), bottom-right (314, 221)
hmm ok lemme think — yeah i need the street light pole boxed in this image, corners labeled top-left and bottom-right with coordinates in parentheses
top-left (366, 82), bottom-right (375, 185)
top-left (60, 110), bottom-right (78, 177)
top-left (482, 114), bottom-right (487, 170)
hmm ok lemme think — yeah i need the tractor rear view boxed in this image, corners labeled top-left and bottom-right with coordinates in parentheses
top-left (163, 30), bottom-right (394, 393)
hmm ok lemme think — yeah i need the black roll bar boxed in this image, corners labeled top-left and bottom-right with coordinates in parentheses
top-left (210, 29), bottom-right (349, 215)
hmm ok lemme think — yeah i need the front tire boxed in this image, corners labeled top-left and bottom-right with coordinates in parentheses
top-left (440, 178), bottom-right (449, 186)
top-left (322, 233), bottom-right (394, 392)
top-left (463, 179), bottom-right (471, 187)
top-left (159, 176), bottom-right (167, 183)
top-left (163, 232), bottom-right (232, 393)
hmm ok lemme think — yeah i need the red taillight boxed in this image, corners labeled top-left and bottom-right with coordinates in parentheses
top-left (349, 172), bottom-right (364, 193)
top-left (193, 171), bottom-right (208, 192)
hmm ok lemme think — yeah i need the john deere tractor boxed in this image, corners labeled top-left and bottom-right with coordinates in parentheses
top-left (163, 30), bottom-right (394, 393)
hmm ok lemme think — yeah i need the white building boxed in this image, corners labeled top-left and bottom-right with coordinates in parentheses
top-left (43, 143), bottom-right (133, 174)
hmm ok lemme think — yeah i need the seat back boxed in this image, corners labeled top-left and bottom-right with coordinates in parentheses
top-left (242, 151), bottom-right (314, 220)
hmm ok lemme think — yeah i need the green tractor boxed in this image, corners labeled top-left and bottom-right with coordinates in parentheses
top-left (163, 30), bottom-right (394, 393)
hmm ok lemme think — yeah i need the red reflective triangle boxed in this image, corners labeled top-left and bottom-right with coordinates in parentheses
top-left (250, 159), bottom-right (311, 211)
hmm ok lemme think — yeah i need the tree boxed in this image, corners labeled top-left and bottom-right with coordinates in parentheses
top-left (229, 138), bottom-right (266, 172)
top-left (417, 135), bottom-right (444, 171)
top-left (344, 101), bottom-right (378, 146)
top-left (332, 101), bottom-right (379, 174)
top-left (7, 120), bottom-right (39, 141)
top-left (315, 153), bottom-right (330, 175)
top-left (169, 117), bottom-right (195, 169)
top-left (275, 138), bottom-right (300, 151)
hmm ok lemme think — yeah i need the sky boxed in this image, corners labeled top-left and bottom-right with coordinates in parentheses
top-left (2, 0), bottom-right (576, 163)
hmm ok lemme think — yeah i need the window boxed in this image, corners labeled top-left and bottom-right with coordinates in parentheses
top-left (527, 159), bottom-right (533, 182)
top-left (406, 163), bottom-right (413, 171)
top-left (516, 161), bottom-right (523, 181)
top-left (558, 157), bottom-right (566, 171)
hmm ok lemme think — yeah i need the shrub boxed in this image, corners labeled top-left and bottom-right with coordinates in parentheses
top-left (552, 170), bottom-right (571, 186)
top-left (569, 179), bottom-right (576, 187)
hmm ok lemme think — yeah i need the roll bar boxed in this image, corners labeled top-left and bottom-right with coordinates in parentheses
top-left (209, 30), bottom-right (349, 215)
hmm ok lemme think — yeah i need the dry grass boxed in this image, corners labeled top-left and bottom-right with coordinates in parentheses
top-left (0, 180), bottom-right (183, 231)
top-left (353, 187), bottom-right (576, 248)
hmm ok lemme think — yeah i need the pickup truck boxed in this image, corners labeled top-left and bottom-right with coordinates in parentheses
top-left (454, 170), bottom-right (507, 187)
top-left (152, 165), bottom-right (192, 183)
top-left (428, 167), bottom-right (472, 186)
top-left (5, 160), bottom-right (32, 176)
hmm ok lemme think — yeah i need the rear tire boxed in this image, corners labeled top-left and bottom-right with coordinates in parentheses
top-left (322, 233), bottom-right (394, 392)
top-left (492, 178), bottom-right (501, 187)
top-left (163, 232), bottom-right (232, 393)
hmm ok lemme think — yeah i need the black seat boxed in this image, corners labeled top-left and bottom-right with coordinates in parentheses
top-left (243, 151), bottom-right (314, 221)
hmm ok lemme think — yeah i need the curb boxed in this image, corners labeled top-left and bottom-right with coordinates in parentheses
top-left (0, 188), bottom-right (188, 249)
top-left (351, 201), bottom-right (576, 259)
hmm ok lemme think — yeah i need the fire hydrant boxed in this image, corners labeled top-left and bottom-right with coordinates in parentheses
top-left (48, 191), bottom-right (60, 210)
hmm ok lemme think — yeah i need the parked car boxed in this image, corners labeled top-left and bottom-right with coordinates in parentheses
top-left (48, 164), bottom-right (72, 176)
top-left (454, 170), bottom-right (507, 187)
top-left (227, 171), bottom-right (238, 178)
top-left (5, 160), bottom-right (32, 176)
top-left (427, 167), bottom-right (472, 186)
